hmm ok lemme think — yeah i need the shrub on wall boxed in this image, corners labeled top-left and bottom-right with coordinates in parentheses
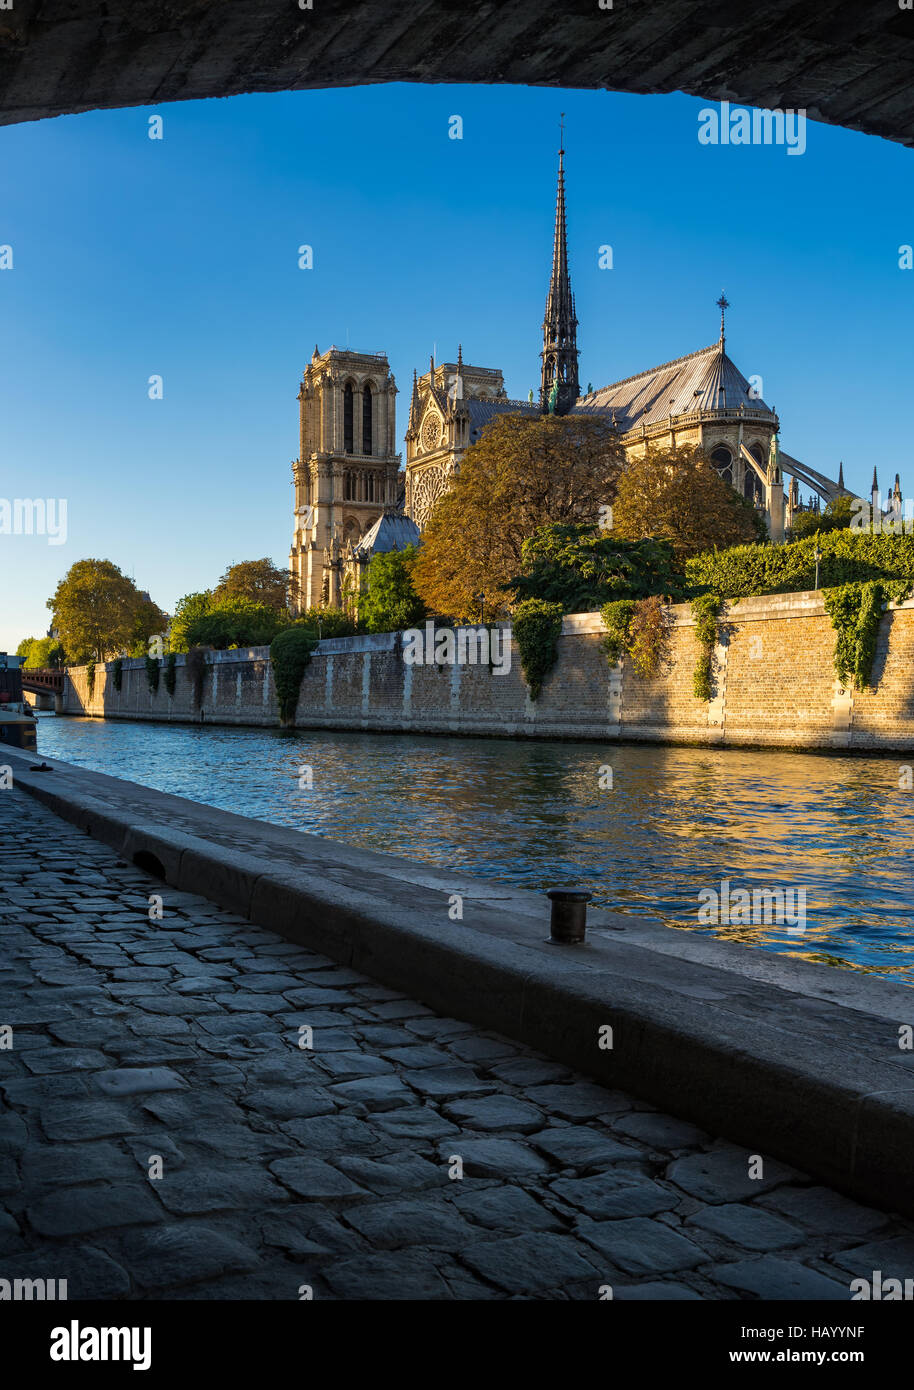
top-left (627, 596), bottom-right (673, 678)
top-left (512, 599), bottom-right (564, 701)
top-left (185, 646), bottom-right (209, 709)
top-left (599, 596), bottom-right (672, 678)
top-left (163, 652), bottom-right (177, 697)
top-left (599, 600), bottom-right (635, 666)
top-left (690, 593), bottom-right (721, 702)
top-left (686, 530), bottom-right (914, 600)
top-left (86, 659), bottom-right (96, 701)
top-left (111, 657), bottom-right (124, 692)
top-left (270, 627), bottom-right (318, 726)
top-left (145, 655), bottom-right (160, 694)
top-left (823, 581), bottom-right (886, 690)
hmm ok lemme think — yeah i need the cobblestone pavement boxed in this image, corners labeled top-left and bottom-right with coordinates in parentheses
top-left (2, 786), bottom-right (914, 1300)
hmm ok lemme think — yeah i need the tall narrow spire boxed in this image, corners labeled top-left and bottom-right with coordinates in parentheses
top-left (716, 292), bottom-right (729, 348)
top-left (408, 368), bottom-right (420, 430)
top-left (837, 460), bottom-right (845, 489)
top-left (540, 115), bottom-right (579, 415)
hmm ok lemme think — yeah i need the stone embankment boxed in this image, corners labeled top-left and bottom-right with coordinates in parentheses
top-left (60, 592), bottom-right (914, 751)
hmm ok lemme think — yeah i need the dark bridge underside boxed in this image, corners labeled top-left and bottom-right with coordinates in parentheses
top-left (1, 0), bottom-right (914, 145)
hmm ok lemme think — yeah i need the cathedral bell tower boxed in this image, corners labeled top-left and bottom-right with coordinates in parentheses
top-left (540, 119), bottom-right (580, 416)
top-left (289, 346), bottom-right (400, 612)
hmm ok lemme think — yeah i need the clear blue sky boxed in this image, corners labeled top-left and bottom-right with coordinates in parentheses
top-left (2, 81), bottom-right (912, 650)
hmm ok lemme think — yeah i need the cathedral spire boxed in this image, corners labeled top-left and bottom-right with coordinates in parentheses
top-left (540, 115), bottom-right (579, 415)
top-left (838, 460), bottom-right (845, 490)
top-left (408, 368), bottom-right (420, 431)
top-left (716, 292), bottom-right (729, 349)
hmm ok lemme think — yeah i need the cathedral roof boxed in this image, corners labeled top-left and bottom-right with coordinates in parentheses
top-left (352, 509), bottom-right (420, 560)
top-left (465, 397), bottom-right (539, 445)
top-left (577, 342), bottom-right (774, 433)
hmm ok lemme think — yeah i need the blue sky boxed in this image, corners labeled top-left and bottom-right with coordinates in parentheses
top-left (2, 81), bottom-right (912, 649)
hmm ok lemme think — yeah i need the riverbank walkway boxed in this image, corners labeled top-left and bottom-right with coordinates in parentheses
top-left (2, 785), bottom-right (913, 1299)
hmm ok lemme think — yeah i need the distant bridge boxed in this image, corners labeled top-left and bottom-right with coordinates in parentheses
top-left (21, 668), bottom-right (65, 712)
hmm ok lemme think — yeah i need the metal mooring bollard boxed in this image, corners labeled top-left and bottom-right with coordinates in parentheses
top-left (546, 887), bottom-right (593, 944)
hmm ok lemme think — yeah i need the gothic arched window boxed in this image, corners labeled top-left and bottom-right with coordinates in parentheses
top-left (745, 444), bottom-right (765, 503)
top-left (344, 470), bottom-right (357, 501)
top-left (363, 385), bottom-right (373, 456)
top-left (343, 384), bottom-right (354, 454)
top-left (711, 446), bottom-right (732, 484)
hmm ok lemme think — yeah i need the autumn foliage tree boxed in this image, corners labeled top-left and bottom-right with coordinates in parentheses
top-left (48, 559), bottom-right (167, 663)
top-left (213, 557), bottom-right (298, 612)
top-left (610, 444), bottom-right (766, 559)
top-left (412, 413), bottom-right (624, 620)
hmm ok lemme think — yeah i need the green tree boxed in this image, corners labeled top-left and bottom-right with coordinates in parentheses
top-left (506, 524), bottom-right (686, 612)
top-left (48, 559), bottom-right (165, 663)
top-left (296, 607), bottom-right (359, 638)
top-left (789, 493), bottom-right (856, 539)
top-left (185, 597), bottom-right (286, 649)
top-left (214, 558), bottom-right (297, 612)
top-left (128, 593), bottom-right (170, 657)
top-left (412, 413), bottom-right (624, 620)
top-left (169, 592), bottom-right (213, 653)
top-left (359, 547), bottom-right (427, 633)
top-left (18, 636), bottom-right (66, 668)
top-left (612, 444), bottom-right (766, 559)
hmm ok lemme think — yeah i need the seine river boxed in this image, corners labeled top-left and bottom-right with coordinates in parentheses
top-left (34, 715), bottom-right (914, 984)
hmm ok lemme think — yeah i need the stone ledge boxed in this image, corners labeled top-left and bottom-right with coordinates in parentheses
top-left (6, 746), bottom-right (914, 1219)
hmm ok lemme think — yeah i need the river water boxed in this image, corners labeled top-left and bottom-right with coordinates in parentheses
top-left (33, 715), bottom-right (914, 984)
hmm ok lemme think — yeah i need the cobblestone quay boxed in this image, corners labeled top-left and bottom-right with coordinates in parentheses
top-left (2, 788), bottom-right (913, 1300)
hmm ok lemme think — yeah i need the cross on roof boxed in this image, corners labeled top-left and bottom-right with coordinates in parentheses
top-left (717, 291), bottom-right (730, 344)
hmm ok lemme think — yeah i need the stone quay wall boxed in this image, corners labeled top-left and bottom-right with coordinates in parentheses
top-left (60, 591), bottom-right (914, 751)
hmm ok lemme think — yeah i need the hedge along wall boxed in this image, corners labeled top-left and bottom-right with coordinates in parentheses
top-left (59, 593), bottom-right (914, 751)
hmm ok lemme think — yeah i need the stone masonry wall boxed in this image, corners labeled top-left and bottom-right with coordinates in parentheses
top-left (60, 592), bottom-right (914, 751)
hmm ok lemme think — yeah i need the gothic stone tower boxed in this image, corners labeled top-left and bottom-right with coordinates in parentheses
top-left (289, 346), bottom-right (400, 611)
top-left (540, 129), bottom-right (580, 416)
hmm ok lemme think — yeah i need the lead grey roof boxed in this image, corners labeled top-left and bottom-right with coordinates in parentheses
top-left (465, 398), bottom-right (539, 445)
top-left (576, 342), bottom-right (774, 432)
top-left (353, 510), bottom-right (420, 560)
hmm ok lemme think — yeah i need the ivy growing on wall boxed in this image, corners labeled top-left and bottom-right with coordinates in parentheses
top-left (823, 581), bottom-right (886, 689)
top-left (163, 652), bottom-right (177, 697)
top-left (185, 646), bottom-right (209, 710)
top-left (145, 655), bottom-right (160, 694)
top-left (599, 596), bottom-right (671, 678)
top-left (690, 593), bottom-right (721, 702)
top-left (86, 659), bottom-right (96, 701)
top-left (600, 599), bottom-right (635, 666)
top-left (112, 657), bottom-right (124, 692)
top-left (512, 599), bottom-right (564, 701)
top-left (270, 627), bottom-right (318, 725)
top-left (627, 596), bottom-right (673, 678)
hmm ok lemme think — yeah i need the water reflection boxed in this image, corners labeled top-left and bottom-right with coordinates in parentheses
top-left (34, 716), bottom-right (914, 984)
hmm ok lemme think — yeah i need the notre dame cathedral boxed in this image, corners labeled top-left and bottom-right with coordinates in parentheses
top-left (290, 137), bottom-right (846, 613)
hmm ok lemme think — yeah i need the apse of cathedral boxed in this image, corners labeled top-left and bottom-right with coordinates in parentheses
top-left (291, 134), bottom-right (848, 612)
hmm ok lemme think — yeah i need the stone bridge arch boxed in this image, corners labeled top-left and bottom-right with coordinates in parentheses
top-left (1, 2), bottom-right (913, 146)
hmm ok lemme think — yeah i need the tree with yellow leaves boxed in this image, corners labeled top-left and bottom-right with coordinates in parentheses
top-left (412, 412), bottom-right (623, 620)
